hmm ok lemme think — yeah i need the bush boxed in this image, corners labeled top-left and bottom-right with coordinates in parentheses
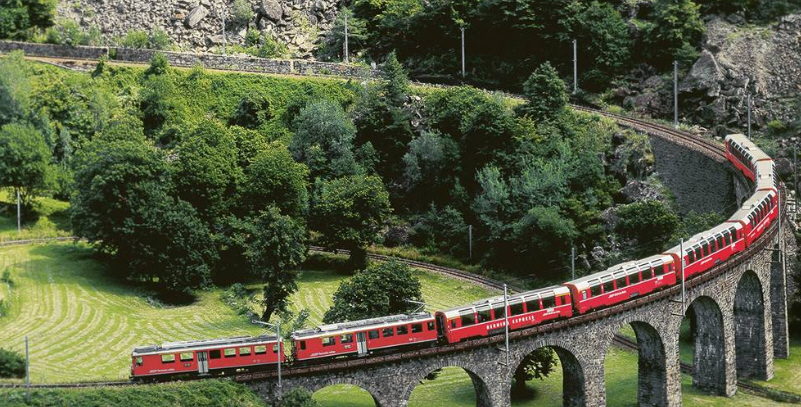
top-left (0, 348), bottom-right (25, 379)
top-left (120, 30), bottom-right (149, 48)
top-left (281, 387), bottom-right (320, 407)
top-left (231, 0), bottom-right (255, 26)
top-left (518, 62), bottom-right (568, 121)
top-left (149, 28), bottom-right (171, 50)
top-left (0, 269), bottom-right (11, 285)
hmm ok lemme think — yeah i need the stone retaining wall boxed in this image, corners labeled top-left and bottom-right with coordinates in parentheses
top-left (0, 40), bottom-right (375, 78)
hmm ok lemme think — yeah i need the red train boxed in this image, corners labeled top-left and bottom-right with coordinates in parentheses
top-left (132, 133), bottom-right (780, 380)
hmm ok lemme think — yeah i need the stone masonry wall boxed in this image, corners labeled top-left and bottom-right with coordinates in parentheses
top-left (0, 40), bottom-right (374, 78)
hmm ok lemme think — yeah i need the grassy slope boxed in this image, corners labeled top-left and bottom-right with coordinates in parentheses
top-left (0, 379), bottom-right (266, 407)
top-left (0, 191), bottom-right (71, 242)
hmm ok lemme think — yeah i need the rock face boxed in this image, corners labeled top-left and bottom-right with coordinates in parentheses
top-left (57, 0), bottom-right (344, 57)
top-left (680, 16), bottom-right (801, 135)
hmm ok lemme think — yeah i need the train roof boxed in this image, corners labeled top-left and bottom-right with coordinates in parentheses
top-left (755, 161), bottom-right (777, 191)
top-left (437, 285), bottom-right (569, 318)
top-left (664, 223), bottom-right (741, 256)
top-left (565, 253), bottom-right (673, 290)
top-left (728, 190), bottom-right (775, 221)
top-left (132, 334), bottom-right (279, 356)
top-left (725, 134), bottom-right (771, 162)
top-left (291, 313), bottom-right (434, 339)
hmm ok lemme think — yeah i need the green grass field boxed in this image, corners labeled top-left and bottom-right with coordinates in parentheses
top-left (0, 191), bottom-right (72, 242)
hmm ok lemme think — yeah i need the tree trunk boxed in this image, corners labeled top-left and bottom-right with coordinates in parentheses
top-left (348, 246), bottom-right (368, 271)
top-left (512, 367), bottom-right (528, 395)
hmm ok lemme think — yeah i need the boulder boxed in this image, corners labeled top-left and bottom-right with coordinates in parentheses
top-left (185, 6), bottom-right (209, 28)
top-left (260, 0), bottom-right (283, 21)
top-left (681, 49), bottom-right (725, 98)
top-left (618, 179), bottom-right (666, 204)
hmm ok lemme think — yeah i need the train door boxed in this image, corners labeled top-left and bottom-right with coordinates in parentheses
top-left (356, 332), bottom-right (368, 356)
top-left (197, 351), bottom-right (209, 375)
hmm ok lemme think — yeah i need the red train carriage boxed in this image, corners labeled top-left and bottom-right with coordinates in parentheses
top-left (727, 190), bottom-right (778, 246)
top-left (435, 286), bottom-right (572, 344)
top-left (291, 313), bottom-right (437, 361)
top-left (664, 223), bottom-right (745, 280)
top-left (564, 254), bottom-right (676, 314)
top-left (131, 335), bottom-right (283, 380)
top-left (725, 134), bottom-right (772, 182)
top-left (755, 161), bottom-right (778, 192)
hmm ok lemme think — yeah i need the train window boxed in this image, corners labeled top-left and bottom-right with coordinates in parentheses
top-left (210, 350), bottom-right (221, 359)
top-left (397, 325), bottom-right (408, 335)
top-left (180, 352), bottom-right (193, 362)
top-left (643, 268), bottom-right (653, 279)
top-left (451, 320), bottom-right (457, 329)
top-left (273, 344), bottom-right (280, 353)
top-left (702, 244), bottom-right (709, 256)
top-left (161, 354), bottom-right (175, 364)
top-left (254, 345), bottom-right (267, 354)
top-left (510, 302), bottom-right (525, 316)
top-left (615, 276), bottom-right (627, 289)
top-left (655, 265), bottom-right (665, 276)
top-left (631, 272), bottom-right (642, 284)
top-left (590, 282), bottom-right (602, 297)
top-left (411, 324), bottom-right (423, 333)
top-left (341, 334), bottom-right (354, 344)
top-left (724, 234), bottom-right (730, 246)
top-left (368, 330), bottom-right (380, 340)
top-left (602, 280), bottom-right (615, 293)
top-left (427, 321), bottom-right (435, 331)
top-left (477, 307), bottom-right (492, 323)
top-left (687, 251), bottom-right (695, 264)
top-left (224, 348), bottom-right (236, 358)
top-left (383, 327), bottom-right (395, 337)
top-left (493, 305), bottom-right (506, 319)
top-left (695, 248), bottom-right (702, 260)
top-left (135, 356), bottom-right (143, 366)
top-left (541, 296), bottom-right (555, 309)
top-left (524, 298), bottom-right (539, 312)
top-left (582, 290), bottom-right (589, 300)
top-left (239, 347), bottom-right (251, 356)
top-left (717, 237), bottom-right (723, 249)
top-left (460, 310), bottom-right (476, 326)
top-left (322, 337), bottom-right (336, 347)
top-left (300, 341), bottom-right (306, 350)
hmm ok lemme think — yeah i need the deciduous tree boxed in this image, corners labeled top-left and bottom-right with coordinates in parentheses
top-left (0, 122), bottom-right (52, 207)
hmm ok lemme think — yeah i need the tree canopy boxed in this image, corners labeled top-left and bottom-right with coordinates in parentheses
top-left (0, 122), bottom-right (52, 207)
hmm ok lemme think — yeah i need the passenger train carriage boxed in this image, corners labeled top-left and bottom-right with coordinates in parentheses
top-left (291, 313), bottom-right (437, 360)
top-left (132, 132), bottom-right (782, 381)
top-left (131, 335), bottom-right (283, 379)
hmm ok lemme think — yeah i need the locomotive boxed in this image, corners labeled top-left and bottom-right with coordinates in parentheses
top-left (131, 133), bottom-right (779, 380)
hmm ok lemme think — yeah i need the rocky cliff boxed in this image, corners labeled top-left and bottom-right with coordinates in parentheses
top-left (57, 0), bottom-right (343, 57)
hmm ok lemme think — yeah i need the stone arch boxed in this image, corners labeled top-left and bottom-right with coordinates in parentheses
top-left (308, 378), bottom-right (381, 406)
top-left (605, 320), bottom-right (668, 406)
top-left (402, 362), bottom-right (493, 407)
top-left (511, 342), bottom-right (585, 407)
top-left (684, 295), bottom-right (727, 395)
top-left (734, 270), bottom-right (769, 379)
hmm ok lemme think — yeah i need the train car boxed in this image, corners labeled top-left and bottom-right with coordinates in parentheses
top-left (727, 190), bottom-right (778, 246)
top-left (725, 134), bottom-right (772, 182)
top-left (755, 160), bottom-right (778, 192)
top-left (131, 335), bottom-right (283, 380)
top-left (291, 313), bottom-right (437, 361)
top-left (435, 286), bottom-right (572, 344)
top-left (564, 254), bottom-right (676, 315)
top-left (664, 223), bottom-right (745, 280)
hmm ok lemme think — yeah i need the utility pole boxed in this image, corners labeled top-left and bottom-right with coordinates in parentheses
top-left (251, 321), bottom-right (282, 402)
top-left (673, 61), bottom-right (678, 128)
top-left (572, 39), bottom-right (577, 94)
top-left (16, 188), bottom-right (21, 234)
top-left (680, 239), bottom-right (685, 307)
top-left (794, 144), bottom-right (797, 193)
top-left (25, 336), bottom-right (30, 403)
top-left (468, 225), bottom-right (473, 260)
top-left (747, 94), bottom-right (752, 140)
top-left (503, 284), bottom-right (510, 367)
top-left (343, 9), bottom-right (349, 64)
top-left (221, 4), bottom-right (226, 56)
top-left (571, 246), bottom-right (575, 280)
top-left (460, 27), bottom-right (465, 79)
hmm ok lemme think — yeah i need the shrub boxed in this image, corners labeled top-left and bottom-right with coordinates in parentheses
top-left (281, 387), bottom-right (320, 407)
top-left (149, 28), bottom-right (171, 50)
top-left (0, 268), bottom-right (11, 285)
top-left (0, 348), bottom-right (25, 379)
top-left (120, 30), bottom-right (149, 48)
top-left (231, 0), bottom-right (255, 26)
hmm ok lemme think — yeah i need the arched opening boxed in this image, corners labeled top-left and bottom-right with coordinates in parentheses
top-left (605, 322), bottom-right (667, 406)
top-left (407, 366), bottom-right (491, 407)
top-left (510, 346), bottom-right (584, 407)
top-left (313, 383), bottom-right (378, 407)
top-left (734, 270), bottom-right (768, 379)
top-left (681, 296), bottom-right (726, 395)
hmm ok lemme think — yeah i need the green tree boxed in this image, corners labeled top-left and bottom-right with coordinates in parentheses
top-left (616, 200), bottom-right (681, 255)
top-left (139, 74), bottom-right (179, 138)
top-left (381, 51), bottom-right (409, 107)
top-left (518, 62), bottom-right (568, 121)
top-left (0, 0), bottom-right (56, 40)
top-left (310, 174), bottom-right (392, 269)
top-left (281, 387), bottom-right (320, 407)
top-left (231, 0), bottom-right (255, 26)
top-left (323, 261), bottom-right (422, 323)
top-left (172, 120), bottom-right (240, 221)
top-left (222, 207), bottom-right (307, 322)
top-left (572, 1), bottom-right (631, 89)
top-left (402, 130), bottom-right (460, 209)
top-left (229, 93), bottom-right (272, 130)
top-left (316, 8), bottom-right (368, 61)
top-left (0, 122), bottom-right (52, 207)
top-left (290, 99), bottom-right (360, 181)
top-left (645, 0), bottom-right (705, 67)
top-left (144, 52), bottom-right (170, 77)
top-left (0, 51), bottom-right (31, 125)
top-left (240, 144), bottom-right (309, 218)
top-left (512, 348), bottom-right (558, 395)
top-left (0, 348), bottom-right (25, 379)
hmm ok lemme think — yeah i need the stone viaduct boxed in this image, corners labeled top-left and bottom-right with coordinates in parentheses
top-left (238, 114), bottom-right (794, 407)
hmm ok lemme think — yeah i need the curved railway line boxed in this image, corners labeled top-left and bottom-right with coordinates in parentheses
top-left (0, 105), bottom-right (794, 404)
